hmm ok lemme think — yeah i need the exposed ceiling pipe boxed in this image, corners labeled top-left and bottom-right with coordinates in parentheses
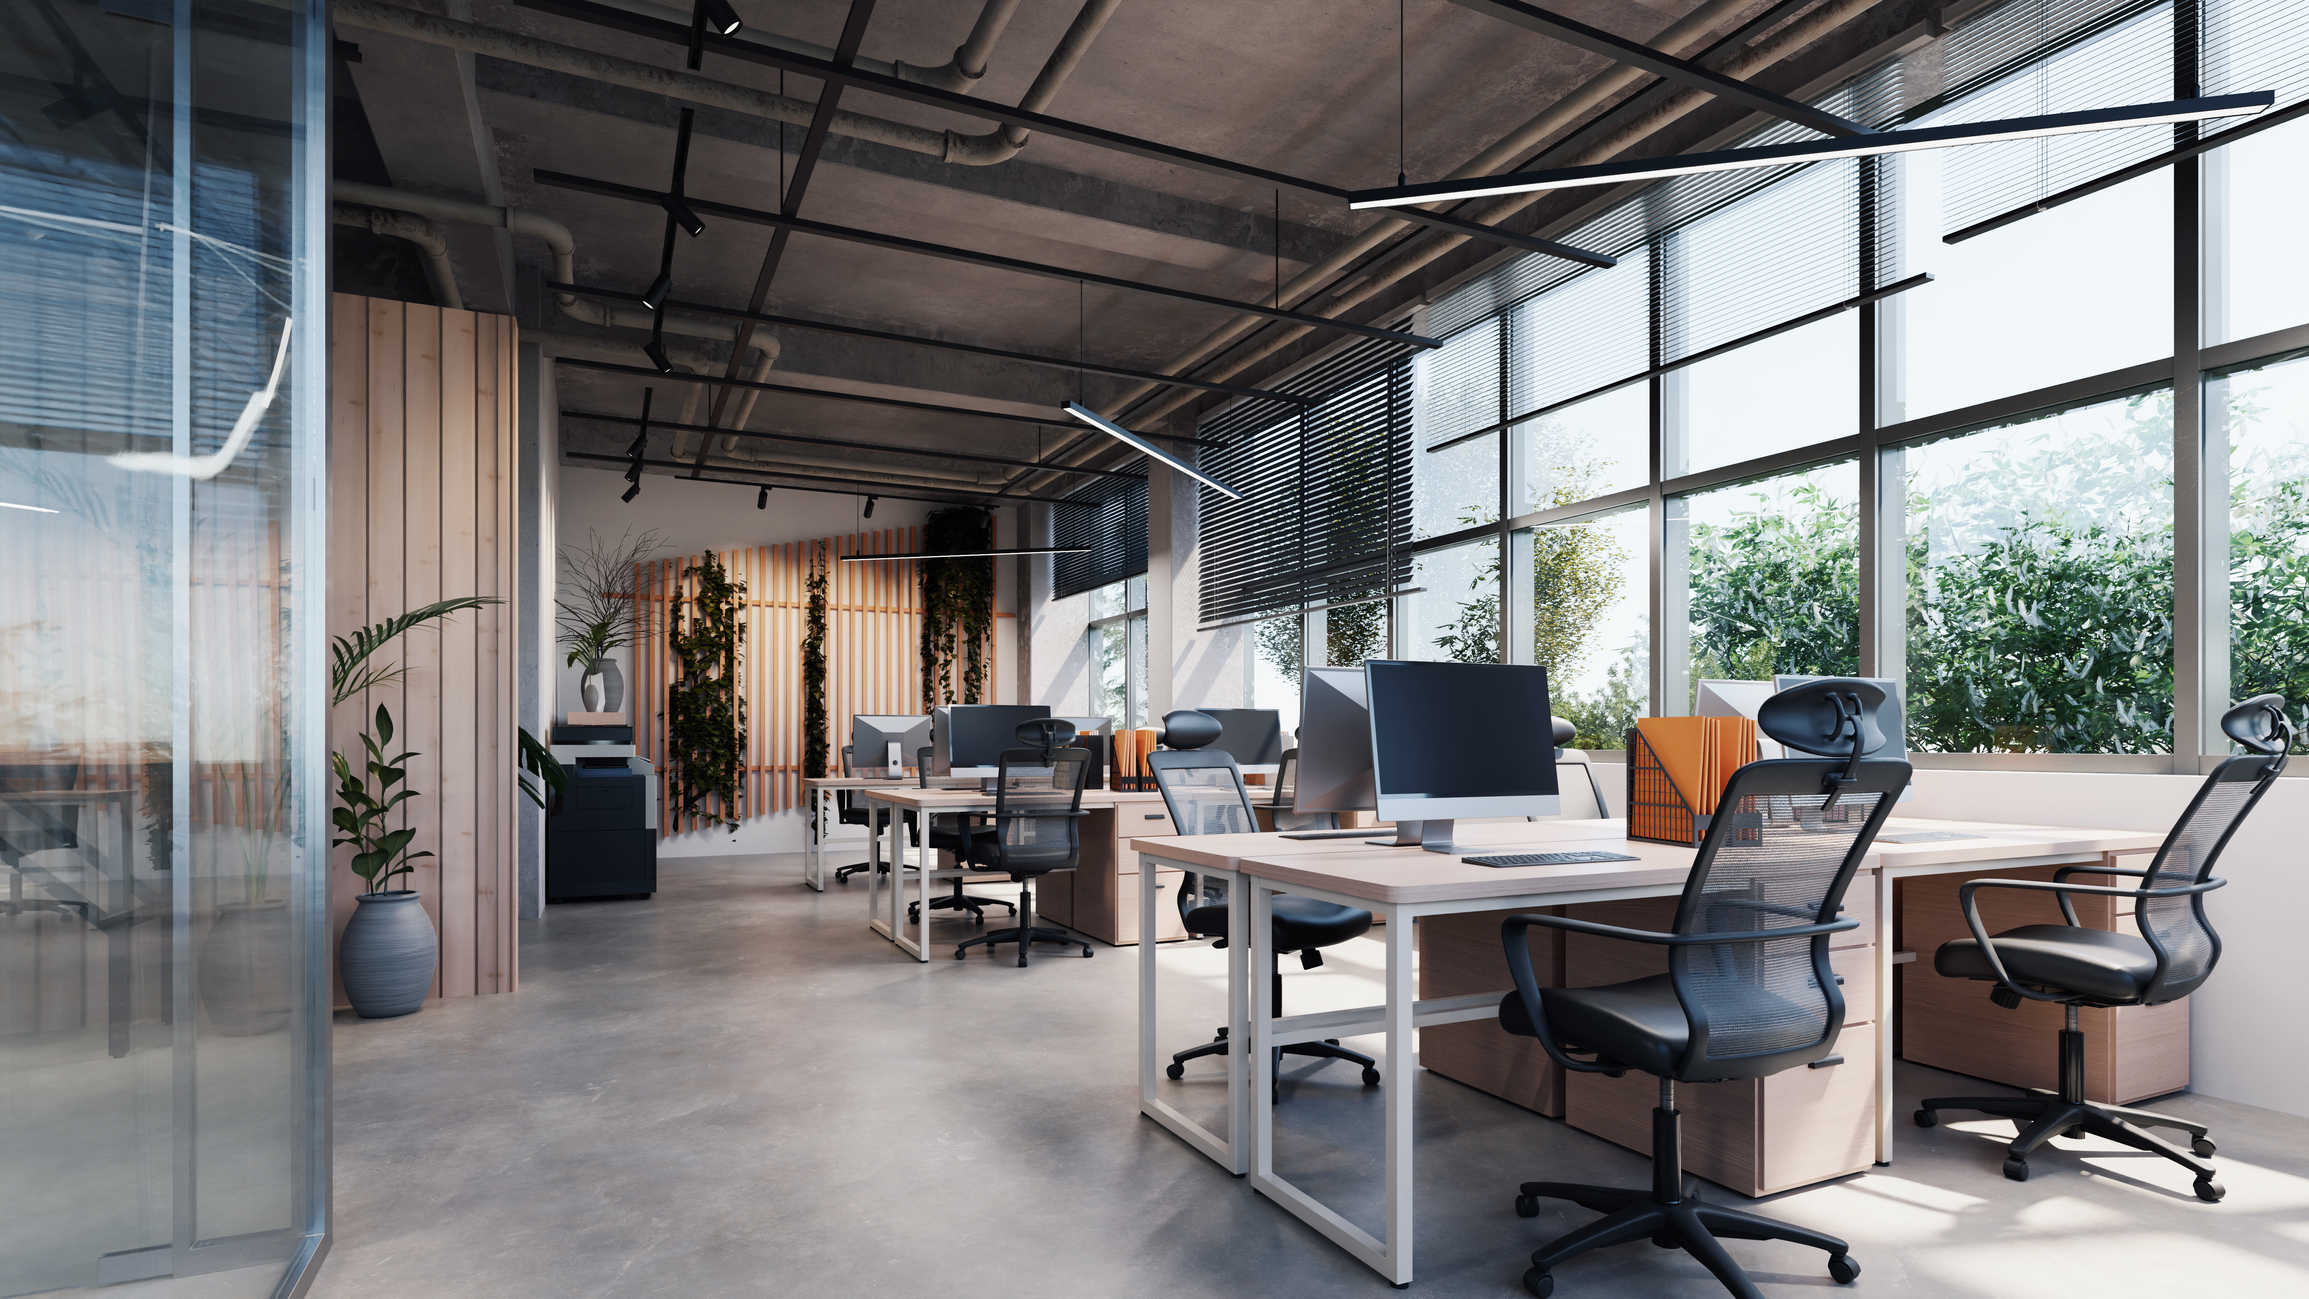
top-left (943, 0), bottom-right (1125, 165)
top-left (333, 201), bottom-right (463, 309)
top-left (581, 0), bottom-right (1024, 92)
top-left (333, 0), bottom-right (1086, 167)
top-left (715, 439), bottom-right (1009, 488)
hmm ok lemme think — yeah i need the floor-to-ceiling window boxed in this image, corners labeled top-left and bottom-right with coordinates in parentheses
top-left (0, 1), bottom-right (331, 1294)
top-left (1087, 576), bottom-right (1148, 729)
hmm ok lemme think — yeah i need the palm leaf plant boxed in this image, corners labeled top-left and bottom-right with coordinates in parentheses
top-left (332, 704), bottom-right (432, 895)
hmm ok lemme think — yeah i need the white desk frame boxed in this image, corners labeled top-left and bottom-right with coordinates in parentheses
top-left (1135, 859), bottom-right (1253, 1173)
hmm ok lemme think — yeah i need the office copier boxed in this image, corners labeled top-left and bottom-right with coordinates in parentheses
top-left (546, 724), bottom-right (657, 902)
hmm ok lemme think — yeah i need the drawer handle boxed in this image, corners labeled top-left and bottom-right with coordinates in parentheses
top-left (1808, 1055), bottom-right (1844, 1069)
top-left (1145, 813), bottom-right (1166, 820)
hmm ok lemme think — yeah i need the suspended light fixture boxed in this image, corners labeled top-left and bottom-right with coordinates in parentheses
top-left (1348, 94), bottom-right (2275, 207)
top-left (621, 482), bottom-right (642, 502)
top-left (661, 195), bottom-right (705, 239)
top-left (863, 495), bottom-right (877, 519)
top-left (757, 485), bottom-right (769, 509)
top-left (0, 501), bottom-right (60, 514)
top-left (1063, 401), bottom-right (1239, 500)
top-left (640, 268), bottom-right (673, 311)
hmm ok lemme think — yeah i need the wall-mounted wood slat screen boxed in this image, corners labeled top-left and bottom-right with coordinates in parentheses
top-left (632, 525), bottom-right (1002, 834)
top-left (1053, 467), bottom-right (1148, 599)
top-left (327, 294), bottom-right (517, 1002)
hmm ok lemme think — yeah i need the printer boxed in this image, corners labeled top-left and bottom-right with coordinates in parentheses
top-left (546, 724), bottom-right (657, 902)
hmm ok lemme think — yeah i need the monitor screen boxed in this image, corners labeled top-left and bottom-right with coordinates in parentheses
top-left (1294, 667), bottom-right (1374, 813)
top-left (1186, 708), bottom-right (1283, 766)
top-left (850, 715), bottom-right (930, 776)
top-left (937, 704), bottom-right (1053, 771)
top-left (1365, 661), bottom-right (1559, 819)
top-left (1055, 716), bottom-right (1112, 789)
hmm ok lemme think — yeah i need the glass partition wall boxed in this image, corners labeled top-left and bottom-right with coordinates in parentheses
top-left (1202, 0), bottom-right (2309, 773)
top-left (0, 2), bottom-right (331, 1295)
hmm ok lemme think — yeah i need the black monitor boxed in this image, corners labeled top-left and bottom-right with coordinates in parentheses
top-left (1186, 707), bottom-right (1283, 767)
top-left (932, 704), bottom-right (1053, 774)
top-left (850, 715), bottom-right (931, 777)
top-left (1293, 667), bottom-right (1374, 814)
top-left (1365, 660), bottom-right (1559, 852)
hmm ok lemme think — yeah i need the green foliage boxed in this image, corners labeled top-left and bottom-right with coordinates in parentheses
top-left (516, 726), bottom-right (567, 810)
top-left (667, 552), bottom-right (748, 830)
top-left (1556, 643), bottom-right (1646, 750)
top-left (1687, 481), bottom-right (1861, 694)
top-left (557, 529), bottom-right (661, 673)
top-left (2228, 474), bottom-right (2309, 751)
top-left (920, 508), bottom-right (995, 708)
top-left (331, 704), bottom-right (433, 895)
top-left (330, 596), bottom-right (497, 707)
top-left (802, 543), bottom-right (830, 779)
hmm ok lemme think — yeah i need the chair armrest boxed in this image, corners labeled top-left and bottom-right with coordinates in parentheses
top-left (1953, 876), bottom-right (2228, 1001)
top-left (1509, 912), bottom-right (1857, 947)
top-left (2049, 863), bottom-right (2153, 925)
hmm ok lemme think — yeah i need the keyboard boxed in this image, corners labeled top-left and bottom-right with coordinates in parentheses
top-left (1462, 850), bottom-right (1642, 868)
top-left (1278, 828), bottom-right (1388, 840)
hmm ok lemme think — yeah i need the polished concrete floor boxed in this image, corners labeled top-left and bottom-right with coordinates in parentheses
top-left (311, 854), bottom-right (2309, 1299)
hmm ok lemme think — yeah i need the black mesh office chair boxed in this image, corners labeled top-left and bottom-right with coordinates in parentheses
top-left (1151, 713), bottom-right (1380, 1093)
top-left (1497, 679), bottom-right (1910, 1298)
top-left (1914, 693), bottom-right (2292, 1202)
top-left (1268, 747), bottom-right (1335, 832)
top-left (830, 746), bottom-right (893, 887)
top-left (952, 721), bottom-right (1094, 965)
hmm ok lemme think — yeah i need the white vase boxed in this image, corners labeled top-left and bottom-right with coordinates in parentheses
top-left (580, 670), bottom-right (605, 713)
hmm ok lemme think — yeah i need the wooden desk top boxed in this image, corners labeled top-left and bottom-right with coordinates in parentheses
top-left (1133, 817), bottom-right (1632, 874)
top-left (1136, 817), bottom-right (2166, 907)
top-left (862, 785), bottom-right (1168, 811)
top-left (801, 775), bottom-right (980, 791)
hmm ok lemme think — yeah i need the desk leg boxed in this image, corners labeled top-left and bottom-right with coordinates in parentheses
top-left (1381, 904), bottom-right (1415, 1286)
top-left (1227, 874), bottom-right (1251, 1175)
top-left (1248, 880), bottom-right (1277, 1183)
top-left (1137, 860), bottom-right (1248, 1175)
top-left (1876, 867), bottom-right (1897, 1164)
top-left (865, 805), bottom-right (885, 935)
top-left (804, 791), bottom-right (823, 891)
top-left (910, 817), bottom-right (931, 962)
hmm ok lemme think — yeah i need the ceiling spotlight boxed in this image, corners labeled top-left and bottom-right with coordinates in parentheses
top-left (863, 495), bottom-right (877, 519)
top-left (621, 481), bottom-right (641, 503)
top-left (756, 485), bottom-right (769, 510)
top-left (698, 0), bottom-right (742, 37)
top-left (642, 340), bottom-right (673, 374)
top-left (1062, 401), bottom-right (1240, 500)
top-left (624, 458), bottom-right (643, 483)
top-left (662, 195), bottom-right (705, 238)
top-left (641, 269), bottom-right (673, 311)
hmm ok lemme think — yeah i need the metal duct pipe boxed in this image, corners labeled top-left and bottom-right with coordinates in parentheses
top-left (943, 0), bottom-right (1125, 164)
top-left (715, 439), bottom-right (1007, 488)
top-left (333, 202), bottom-right (463, 309)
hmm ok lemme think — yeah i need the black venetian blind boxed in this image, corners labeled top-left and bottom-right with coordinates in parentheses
top-left (1053, 467), bottom-right (1148, 599)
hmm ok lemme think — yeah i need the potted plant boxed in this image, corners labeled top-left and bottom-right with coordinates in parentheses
top-left (557, 528), bottom-right (662, 714)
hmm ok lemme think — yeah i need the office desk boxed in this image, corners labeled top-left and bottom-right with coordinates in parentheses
top-left (859, 786), bottom-right (1170, 960)
top-left (1132, 816), bottom-right (2163, 1287)
top-left (798, 775), bottom-right (978, 892)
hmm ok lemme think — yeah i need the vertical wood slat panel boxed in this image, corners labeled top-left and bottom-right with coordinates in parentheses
top-left (326, 295), bottom-right (373, 1012)
top-left (401, 305), bottom-right (446, 999)
top-left (437, 309), bottom-right (479, 999)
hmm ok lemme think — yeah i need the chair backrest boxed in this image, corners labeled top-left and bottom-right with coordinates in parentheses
top-left (2131, 751), bottom-right (2285, 1001)
top-left (1148, 748), bottom-right (1261, 921)
top-left (985, 745), bottom-right (1091, 874)
top-left (1667, 755), bottom-right (1910, 1082)
top-left (1268, 748), bottom-right (1336, 832)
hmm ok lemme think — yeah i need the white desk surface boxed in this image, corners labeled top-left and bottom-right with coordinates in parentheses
top-left (800, 775), bottom-right (979, 791)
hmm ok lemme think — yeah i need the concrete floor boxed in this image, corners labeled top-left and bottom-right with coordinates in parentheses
top-left (310, 854), bottom-right (2309, 1299)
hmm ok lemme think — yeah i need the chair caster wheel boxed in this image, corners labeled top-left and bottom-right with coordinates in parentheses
top-left (2194, 1176), bottom-right (2225, 1203)
top-left (1362, 1067), bottom-right (1382, 1086)
top-left (1082, 946), bottom-right (1093, 957)
top-left (2003, 1156), bottom-right (2029, 1182)
top-left (1913, 1109), bottom-right (1936, 1128)
top-left (953, 949), bottom-right (966, 960)
top-left (1650, 1233), bottom-right (1679, 1250)
top-left (1166, 1063), bottom-right (1185, 1080)
top-left (2193, 1137), bottom-right (2217, 1158)
top-left (1829, 1253), bottom-right (1861, 1284)
top-left (1523, 1268), bottom-right (1554, 1297)
top-left (1513, 1194), bottom-right (1539, 1218)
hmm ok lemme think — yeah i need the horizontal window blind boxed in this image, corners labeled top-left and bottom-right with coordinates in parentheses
top-left (1052, 468), bottom-right (1147, 599)
top-left (1198, 335), bottom-right (1415, 627)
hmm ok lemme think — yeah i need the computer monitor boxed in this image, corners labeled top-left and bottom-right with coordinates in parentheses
top-left (1186, 707), bottom-right (1283, 769)
top-left (850, 715), bottom-right (931, 777)
top-left (1055, 716), bottom-right (1113, 789)
top-left (1696, 680), bottom-right (1786, 759)
top-left (1294, 667), bottom-right (1375, 814)
top-left (1365, 660), bottom-right (1560, 852)
top-left (931, 704), bottom-right (1053, 775)
top-left (1771, 675), bottom-right (1914, 800)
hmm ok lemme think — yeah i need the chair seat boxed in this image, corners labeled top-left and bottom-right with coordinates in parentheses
top-left (1182, 895), bottom-right (1374, 951)
top-left (1935, 924), bottom-right (2159, 1003)
top-left (926, 822), bottom-right (997, 851)
top-left (1500, 975), bottom-right (1688, 1078)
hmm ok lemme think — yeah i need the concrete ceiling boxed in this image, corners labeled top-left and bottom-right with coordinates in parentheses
top-left (333, 0), bottom-right (1927, 508)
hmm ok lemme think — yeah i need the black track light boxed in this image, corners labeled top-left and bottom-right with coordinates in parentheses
top-left (698, 0), bottom-right (742, 37)
top-left (642, 340), bottom-right (673, 374)
top-left (863, 495), bottom-right (877, 519)
top-left (624, 459), bottom-right (643, 484)
top-left (641, 269), bottom-right (673, 311)
top-left (756, 485), bottom-right (769, 510)
top-left (621, 481), bottom-right (641, 503)
top-left (662, 195), bottom-right (705, 238)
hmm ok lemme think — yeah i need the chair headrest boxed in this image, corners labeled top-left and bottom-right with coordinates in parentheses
top-left (1014, 719), bottom-right (1079, 751)
top-left (1757, 679), bottom-right (1890, 758)
top-left (1158, 709), bottom-right (1223, 751)
top-left (2222, 694), bottom-right (2293, 757)
top-left (1551, 716), bottom-right (1575, 748)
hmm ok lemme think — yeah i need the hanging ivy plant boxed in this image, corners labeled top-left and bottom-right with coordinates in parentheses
top-left (801, 541), bottom-right (830, 779)
top-left (666, 551), bottom-right (748, 830)
top-left (920, 508), bottom-right (995, 710)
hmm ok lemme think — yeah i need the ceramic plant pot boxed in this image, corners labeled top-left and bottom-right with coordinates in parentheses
top-left (580, 670), bottom-right (606, 713)
top-left (198, 900), bottom-right (291, 1036)
top-left (600, 657), bottom-right (624, 713)
top-left (339, 890), bottom-right (436, 1018)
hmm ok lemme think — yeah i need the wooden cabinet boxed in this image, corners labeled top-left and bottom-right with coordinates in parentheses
top-left (1069, 799), bottom-right (1188, 946)
top-left (1416, 908), bottom-right (1567, 1117)
top-left (1899, 860), bottom-right (2187, 1105)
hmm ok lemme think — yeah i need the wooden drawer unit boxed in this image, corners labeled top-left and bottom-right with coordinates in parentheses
top-left (1900, 861), bottom-right (2187, 1105)
top-left (1072, 801), bottom-right (1186, 946)
top-left (1416, 908), bottom-right (1568, 1118)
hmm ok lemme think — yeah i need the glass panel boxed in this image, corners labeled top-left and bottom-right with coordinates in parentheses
top-left (2209, 354), bottom-right (2309, 750)
top-left (2206, 115), bottom-right (2309, 346)
top-left (1511, 384), bottom-right (1647, 515)
top-left (1246, 616), bottom-right (1303, 742)
top-left (1126, 613), bottom-right (1148, 730)
top-left (1, 1), bottom-right (326, 1295)
top-left (1676, 461), bottom-right (1860, 713)
top-left (1087, 578), bottom-right (1126, 621)
top-left (1903, 392), bottom-right (2175, 754)
top-left (1311, 592), bottom-right (1388, 670)
top-left (1401, 538), bottom-right (1502, 663)
top-left (1092, 622), bottom-right (1127, 721)
top-left (1412, 316), bottom-right (1500, 450)
top-left (1414, 431), bottom-right (1498, 541)
top-left (1676, 312), bottom-right (1858, 477)
top-left (1124, 573), bottom-right (1147, 613)
top-left (1514, 508), bottom-right (1649, 750)
top-left (1506, 257), bottom-right (1647, 512)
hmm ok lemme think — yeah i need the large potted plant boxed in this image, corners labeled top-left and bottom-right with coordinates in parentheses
top-left (557, 528), bottom-right (661, 713)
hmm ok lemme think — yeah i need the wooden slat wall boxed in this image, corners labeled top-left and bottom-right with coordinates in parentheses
top-left (328, 294), bottom-right (518, 1003)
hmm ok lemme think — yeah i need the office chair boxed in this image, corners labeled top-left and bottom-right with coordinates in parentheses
top-left (1268, 747), bottom-right (1335, 832)
top-left (952, 721), bottom-right (1094, 965)
top-left (914, 745), bottom-right (1020, 926)
top-left (1914, 693), bottom-right (2292, 1202)
top-left (830, 746), bottom-right (893, 887)
top-left (1496, 679), bottom-right (1909, 1298)
top-left (1152, 712), bottom-right (1381, 1094)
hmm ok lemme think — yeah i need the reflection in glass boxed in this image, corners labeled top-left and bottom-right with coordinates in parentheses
top-left (1512, 384), bottom-right (1646, 515)
top-left (1675, 462), bottom-right (1859, 713)
top-left (2208, 355), bottom-right (2309, 750)
top-left (1676, 312), bottom-right (1857, 477)
top-left (1092, 621), bottom-right (1127, 723)
top-left (1903, 392), bottom-right (2175, 754)
top-left (1414, 431), bottom-right (1498, 541)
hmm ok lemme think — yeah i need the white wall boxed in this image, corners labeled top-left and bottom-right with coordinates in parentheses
top-left (1147, 463), bottom-right (1250, 718)
top-left (1588, 761), bottom-right (2309, 1119)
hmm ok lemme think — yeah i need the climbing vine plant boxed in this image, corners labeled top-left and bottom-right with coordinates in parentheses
top-left (801, 541), bottom-right (830, 779)
top-left (666, 551), bottom-right (748, 830)
top-left (919, 508), bottom-right (995, 710)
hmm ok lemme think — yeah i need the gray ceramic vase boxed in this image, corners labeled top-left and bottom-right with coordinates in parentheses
top-left (600, 657), bottom-right (624, 713)
top-left (339, 890), bottom-right (436, 1018)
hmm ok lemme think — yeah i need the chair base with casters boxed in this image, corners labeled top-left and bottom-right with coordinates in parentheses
top-left (1916, 1000), bottom-right (2222, 1201)
top-left (953, 877), bottom-right (1091, 964)
top-left (913, 821), bottom-right (1013, 925)
top-left (1167, 959), bottom-right (1379, 1091)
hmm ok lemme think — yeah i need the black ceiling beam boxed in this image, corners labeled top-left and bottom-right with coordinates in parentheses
top-left (535, 168), bottom-right (1441, 349)
top-left (548, 281), bottom-right (1315, 404)
top-left (566, 450), bottom-right (1092, 508)
top-left (512, 0), bottom-right (1613, 267)
top-left (551, 355), bottom-right (1223, 446)
top-left (1442, 0), bottom-right (1873, 138)
top-left (561, 408), bottom-right (1148, 480)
